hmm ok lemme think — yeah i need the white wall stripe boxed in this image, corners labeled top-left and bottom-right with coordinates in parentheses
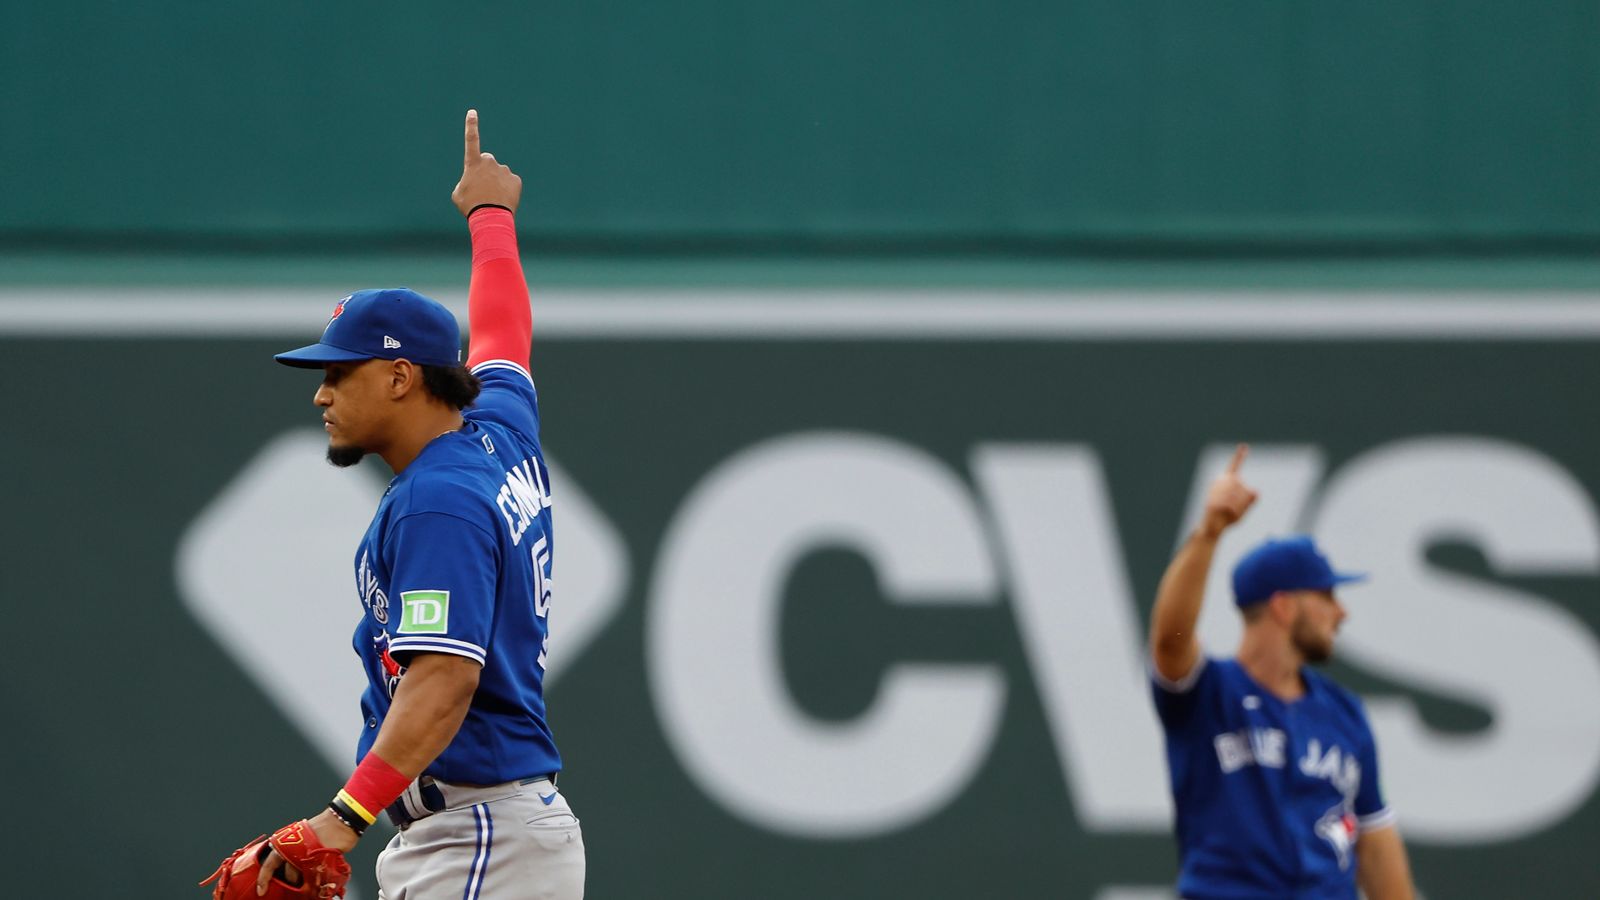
top-left (4, 289), bottom-right (1600, 339)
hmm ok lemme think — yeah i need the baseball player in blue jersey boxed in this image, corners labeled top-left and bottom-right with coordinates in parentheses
top-left (207, 111), bottom-right (584, 900)
top-left (1148, 445), bottom-right (1415, 900)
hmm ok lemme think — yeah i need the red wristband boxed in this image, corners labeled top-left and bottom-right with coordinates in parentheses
top-left (334, 752), bottom-right (411, 827)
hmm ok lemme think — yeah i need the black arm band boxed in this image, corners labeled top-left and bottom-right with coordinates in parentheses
top-left (468, 203), bottom-right (513, 217)
top-left (327, 798), bottom-right (370, 836)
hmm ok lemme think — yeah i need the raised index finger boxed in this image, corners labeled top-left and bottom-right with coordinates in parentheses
top-left (464, 109), bottom-right (480, 164)
top-left (1226, 443), bottom-right (1250, 475)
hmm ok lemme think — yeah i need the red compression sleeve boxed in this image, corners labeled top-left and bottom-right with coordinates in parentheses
top-left (465, 206), bottom-right (532, 370)
top-left (334, 751), bottom-right (411, 828)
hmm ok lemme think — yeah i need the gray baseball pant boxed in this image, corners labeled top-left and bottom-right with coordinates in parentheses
top-left (375, 777), bottom-right (585, 899)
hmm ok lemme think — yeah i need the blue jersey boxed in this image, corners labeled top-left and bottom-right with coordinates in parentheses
top-left (350, 359), bottom-right (561, 784)
top-left (1152, 657), bottom-right (1394, 900)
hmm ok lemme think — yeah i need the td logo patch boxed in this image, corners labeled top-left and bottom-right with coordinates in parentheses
top-left (398, 590), bottom-right (450, 634)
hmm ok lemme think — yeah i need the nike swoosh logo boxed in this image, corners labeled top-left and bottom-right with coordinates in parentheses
top-left (539, 792), bottom-right (557, 806)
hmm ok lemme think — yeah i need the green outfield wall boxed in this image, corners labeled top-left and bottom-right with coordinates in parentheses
top-left (4, 290), bottom-right (1599, 898)
top-left (5, 1), bottom-right (1600, 251)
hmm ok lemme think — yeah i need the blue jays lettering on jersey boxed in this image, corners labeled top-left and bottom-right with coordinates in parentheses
top-left (1153, 658), bottom-right (1394, 900)
top-left (350, 360), bottom-right (561, 784)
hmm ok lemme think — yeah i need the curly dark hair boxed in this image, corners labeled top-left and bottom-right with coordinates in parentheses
top-left (421, 364), bottom-right (483, 410)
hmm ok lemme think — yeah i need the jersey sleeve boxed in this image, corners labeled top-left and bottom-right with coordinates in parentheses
top-left (1150, 654), bottom-right (1214, 730)
top-left (467, 362), bottom-right (541, 438)
top-left (383, 511), bottom-right (500, 666)
top-left (1353, 701), bottom-right (1397, 831)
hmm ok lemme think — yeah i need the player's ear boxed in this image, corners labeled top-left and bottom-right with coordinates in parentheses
top-left (1267, 591), bottom-right (1298, 627)
top-left (387, 359), bottom-right (420, 399)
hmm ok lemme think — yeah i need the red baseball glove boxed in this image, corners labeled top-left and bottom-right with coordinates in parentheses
top-left (201, 820), bottom-right (352, 899)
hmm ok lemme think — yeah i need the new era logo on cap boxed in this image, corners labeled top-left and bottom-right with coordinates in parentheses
top-left (384, 336), bottom-right (402, 349)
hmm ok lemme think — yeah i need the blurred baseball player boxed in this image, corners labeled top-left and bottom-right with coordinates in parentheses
top-left (204, 110), bottom-right (583, 899)
top-left (1148, 445), bottom-right (1415, 900)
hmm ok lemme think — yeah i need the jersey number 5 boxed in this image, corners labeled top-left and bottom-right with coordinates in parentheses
top-left (532, 535), bottom-right (553, 618)
top-left (532, 535), bottom-right (553, 670)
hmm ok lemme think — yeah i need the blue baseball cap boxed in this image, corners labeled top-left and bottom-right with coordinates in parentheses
top-left (1232, 535), bottom-right (1366, 607)
top-left (274, 288), bottom-right (463, 369)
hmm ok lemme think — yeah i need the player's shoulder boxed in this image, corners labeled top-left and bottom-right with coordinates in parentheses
top-left (1153, 652), bottom-right (1222, 693)
top-left (1203, 655), bottom-right (1253, 690)
top-left (464, 415), bottom-right (540, 468)
top-left (469, 358), bottom-right (537, 406)
top-left (470, 358), bottom-right (535, 387)
top-left (388, 436), bottom-right (505, 521)
top-left (465, 359), bottom-right (540, 436)
top-left (1149, 654), bottom-right (1236, 732)
top-left (1305, 668), bottom-right (1369, 719)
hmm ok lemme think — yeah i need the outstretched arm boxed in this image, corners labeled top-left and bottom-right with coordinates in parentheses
top-left (451, 109), bottom-right (531, 369)
top-left (1149, 444), bottom-right (1257, 683)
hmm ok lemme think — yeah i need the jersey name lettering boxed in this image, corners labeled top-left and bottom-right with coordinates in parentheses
top-left (495, 457), bottom-right (551, 546)
top-left (1299, 738), bottom-right (1362, 798)
top-left (1213, 727), bottom-right (1287, 773)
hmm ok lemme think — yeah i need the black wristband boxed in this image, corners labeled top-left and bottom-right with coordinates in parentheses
top-left (327, 798), bottom-right (369, 836)
top-left (468, 203), bottom-right (512, 217)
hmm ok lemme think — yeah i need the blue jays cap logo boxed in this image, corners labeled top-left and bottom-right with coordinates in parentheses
top-left (324, 295), bottom-right (352, 334)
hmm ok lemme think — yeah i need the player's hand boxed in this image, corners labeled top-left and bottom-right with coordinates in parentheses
top-left (253, 847), bottom-right (300, 895)
top-left (253, 810), bottom-right (360, 895)
top-left (452, 109), bottom-right (523, 216)
top-left (1199, 443), bottom-right (1258, 539)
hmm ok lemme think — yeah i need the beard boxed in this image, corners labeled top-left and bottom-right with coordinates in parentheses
top-left (327, 443), bottom-right (367, 468)
top-left (1291, 616), bottom-right (1336, 664)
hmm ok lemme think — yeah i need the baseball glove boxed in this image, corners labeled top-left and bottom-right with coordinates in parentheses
top-left (201, 820), bottom-right (352, 899)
